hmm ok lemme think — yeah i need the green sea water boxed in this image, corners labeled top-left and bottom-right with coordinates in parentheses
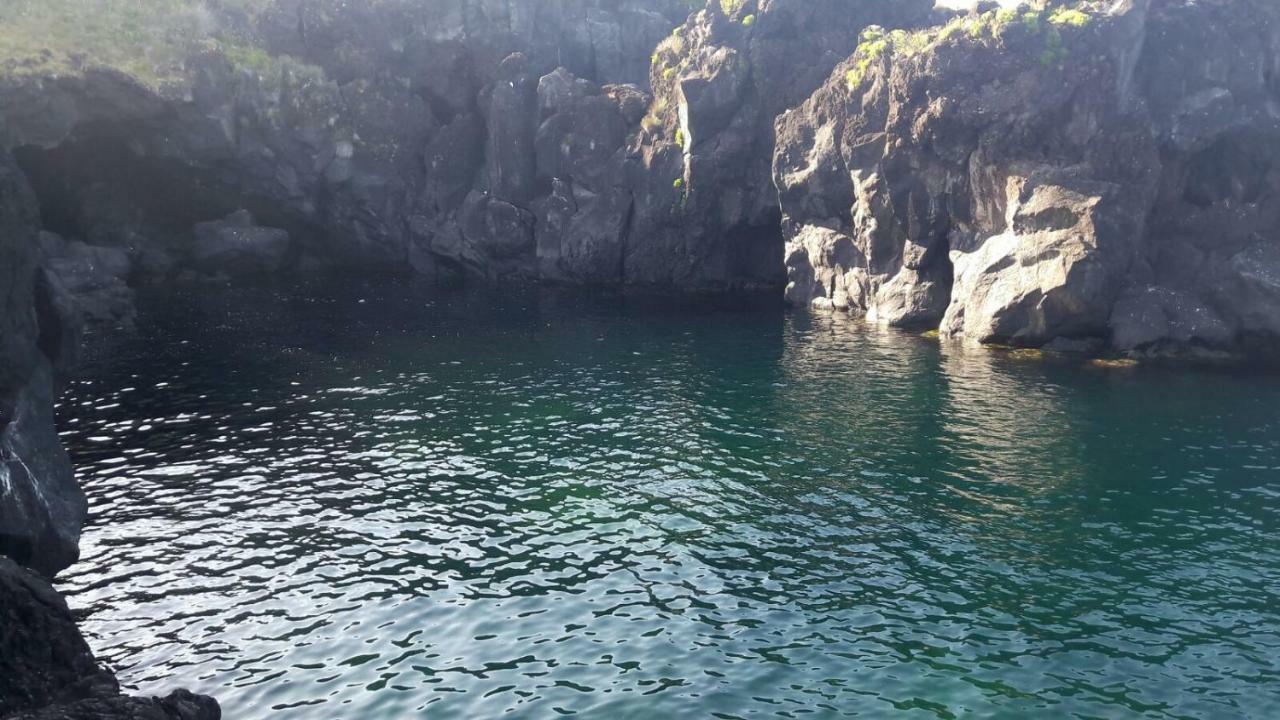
top-left (56, 282), bottom-right (1280, 719)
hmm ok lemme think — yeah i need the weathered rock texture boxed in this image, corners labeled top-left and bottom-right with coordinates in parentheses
top-left (1, 0), bottom-right (1278, 715)
top-left (0, 556), bottom-right (219, 720)
top-left (776, 0), bottom-right (1280, 356)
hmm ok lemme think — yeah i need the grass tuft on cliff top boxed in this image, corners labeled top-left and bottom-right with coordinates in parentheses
top-left (0, 0), bottom-right (272, 87)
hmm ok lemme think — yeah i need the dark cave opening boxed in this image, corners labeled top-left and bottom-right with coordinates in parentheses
top-left (722, 208), bottom-right (787, 291)
top-left (11, 122), bottom-right (316, 260)
top-left (15, 133), bottom-right (234, 247)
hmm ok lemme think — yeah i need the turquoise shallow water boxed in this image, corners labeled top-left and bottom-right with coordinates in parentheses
top-left (56, 281), bottom-right (1280, 719)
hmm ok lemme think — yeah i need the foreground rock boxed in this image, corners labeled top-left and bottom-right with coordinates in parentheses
top-left (0, 558), bottom-right (219, 720)
top-left (0, 150), bottom-right (219, 719)
top-left (0, 152), bottom-right (83, 577)
top-left (776, 0), bottom-right (1280, 357)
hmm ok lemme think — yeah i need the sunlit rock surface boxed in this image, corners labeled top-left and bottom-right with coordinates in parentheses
top-left (776, 0), bottom-right (1280, 356)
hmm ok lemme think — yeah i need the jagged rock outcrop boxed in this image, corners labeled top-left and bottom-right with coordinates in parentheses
top-left (0, 151), bottom-right (220, 719)
top-left (245, 0), bottom-right (693, 91)
top-left (5, 0), bottom-right (1277, 347)
top-left (776, 0), bottom-right (1280, 356)
top-left (616, 0), bottom-right (936, 287)
top-left (438, 0), bottom-right (936, 287)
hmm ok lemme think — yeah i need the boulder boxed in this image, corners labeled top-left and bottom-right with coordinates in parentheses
top-left (190, 210), bottom-right (291, 276)
top-left (941, 169), bottom-right (1138, 345)
top-left (38, 232), bottom-right (135, 325)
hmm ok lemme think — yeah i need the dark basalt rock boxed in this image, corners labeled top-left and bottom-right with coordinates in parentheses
top-left (37, 232), bottom-right (135, 326)
top-left (0, 1), bottom-right (938, 296)
top-left (775, 0), bottom-right (1280, 357)
top-left (0, 151), bottom-right (83, 579)
top-left (0, 558), bottom-right (220, 720)
top-left (0, 2), bottom-right (1278, 717)
top-left (6, 690), bottom-right (219, 720)
top-left (0, 556), bottom-right (117, 715)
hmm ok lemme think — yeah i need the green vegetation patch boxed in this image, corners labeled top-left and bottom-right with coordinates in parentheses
top-left (897, 3), bottom-right (1095, 73)
top-left (0, 0), bottom-right (307, 88)
top-left (1049, 8), bottom-right (1092, 28)
top-left (845, 27), bottom-right (889, 91)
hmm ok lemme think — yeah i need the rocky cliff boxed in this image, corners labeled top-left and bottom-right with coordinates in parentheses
top-left (0, 3), bottom-right (723, 716)
top-left (3, 0), bottom-right (1276, 346)
top-left (776, 0), bottom-right (1280, 356)
top-left (0, 150), bottom-right (82, 579)
top-left (0, 0), bottom-right (697, 289)
top-left (1, 0), bottom-right (1278, 716)
top-left (1, 0), bottom-right (940, 301)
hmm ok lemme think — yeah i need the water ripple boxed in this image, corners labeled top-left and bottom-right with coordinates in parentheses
top-left (54, 283), bottom-right (1280, 719)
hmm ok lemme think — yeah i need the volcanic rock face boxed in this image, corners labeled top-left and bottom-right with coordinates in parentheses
top-left (613, 0), bottom-right (936, 288)
top-left (0, 0), bottom-right (939, 297)
top-left (3, 0), bottom-right (1276, 352)
top-left (0, 1), bottom-right (700, 292)
top-left (0, 1), bottom-right (1278, 716)
top-left (775, 0), bottom-right (1280, 355)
